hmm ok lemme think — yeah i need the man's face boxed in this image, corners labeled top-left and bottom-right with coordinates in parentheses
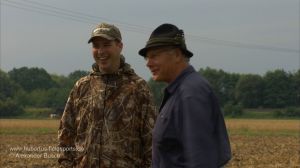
top-left (145, 47), bottom-right (179, 83)
top-left (92, 37), bottom-right (123, 73)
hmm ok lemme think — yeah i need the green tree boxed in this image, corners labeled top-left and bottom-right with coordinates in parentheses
top-left (0, 70), bottom-right (21, 100)
top-left (223, 102), bottom-right (244, 117)
top-left (0, 70), bottom-right (25, 117)
top-left (26, 89), bottom-right (50, 107)
top-left (68, 70), bottom-right (89, 85)
top-left (222, 72), bottom-right (240, 105)
top-left (263, 70), bottom-right (293, 108)
top-left (51, 74), bottom-right (70, 88)
top-left (199, 67), bottom-right (225, 103)
top-left (8, 67), bottom-right (57, 92)
top-left (291, 70), bottom-right (300, 106)
top-left (46, 88), bottom-right (69, 108)
top-left (147, 79), bottom-right (166, 106)
top-left (235, 74), bottom-right (264, 108)
top-left (0, 98), bottom-right (24, 117)
top-left (13, 90), bottom-right (30, 107)
top-left (199, 67), bottom-right (240, 106)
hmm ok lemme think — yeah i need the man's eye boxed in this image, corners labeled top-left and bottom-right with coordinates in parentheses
top-left (104, 43), bottom-right (112, 47)
top-left (151, 54), bottom-right (158, 58)
top-left (145, 54), bottom-right (157, 60)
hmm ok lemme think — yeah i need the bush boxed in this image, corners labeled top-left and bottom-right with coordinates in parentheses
top-left (273, 107), bottom-right (300, 118)
top-left (285, 107), bottom-right (300, 117)
top-left (0, 99), bottom-right (24, 117)
top-left (23, 107), bottom-right (53, 118)
top-left (274, 110), bottom-right (284, 117)
top-left (223, 103), bottom-right (244, 117)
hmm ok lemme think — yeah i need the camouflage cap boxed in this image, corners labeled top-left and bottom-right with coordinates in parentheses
top-left (88, 23), bottom-right (122, 43)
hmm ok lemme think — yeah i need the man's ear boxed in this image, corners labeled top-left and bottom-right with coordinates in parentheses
top-left (174, 48), bottom-right (184, 62)
top-left (118, 41), bottom-right (123, 49)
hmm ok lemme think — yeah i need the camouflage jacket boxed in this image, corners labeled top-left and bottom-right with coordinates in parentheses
top-left (58, 57), bottom-right (156, 168)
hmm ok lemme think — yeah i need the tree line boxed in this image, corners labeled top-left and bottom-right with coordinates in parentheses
top-left (0, 67), bottom-right (88, 117)
top-left (0, 67), bottom-right (299, 117)
top-left (148, 67), bottom-right (300, 117)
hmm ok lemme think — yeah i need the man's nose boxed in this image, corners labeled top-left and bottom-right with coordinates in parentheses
top-left (96, 48), bottom-right (104, 54)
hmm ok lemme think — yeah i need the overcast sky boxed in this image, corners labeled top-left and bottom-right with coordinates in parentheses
top-left (1, 0), bottom-right (299, 80)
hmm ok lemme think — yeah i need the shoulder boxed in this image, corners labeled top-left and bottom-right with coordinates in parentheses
top-left (127, 73), bottom-right (149, 89)
top-left (69, 75), bottom-right (93, 98)
top-left (73, 75), bottom-right (91, 88)
top-left (179, 71), bottom-right (212, 98)
top-left (126, 73), bottom-right (153, 99)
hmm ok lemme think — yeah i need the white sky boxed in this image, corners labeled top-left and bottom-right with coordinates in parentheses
top-left (1, 0), bottom-right (299, 80)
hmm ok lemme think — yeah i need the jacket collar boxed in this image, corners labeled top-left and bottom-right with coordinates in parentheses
top-left (159, 65), bottom-right (195, 112)
top-left (165, 65), bottom-right (195, 95)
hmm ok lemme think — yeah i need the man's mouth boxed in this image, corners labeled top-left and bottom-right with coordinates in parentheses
top-left (97, 55), bottom-right (108, 61)
top-left (151, 69), bottom-right (159, 75)
top-left (99, 57), bottom-right (108, 60)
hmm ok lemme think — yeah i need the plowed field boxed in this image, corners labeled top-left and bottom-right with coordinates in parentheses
top-left (0, 119), bottom-right (299, 168)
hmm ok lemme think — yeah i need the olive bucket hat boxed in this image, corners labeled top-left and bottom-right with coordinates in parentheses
top-left (138, 23), bottom-right (193, 57)
top-left (88, 23), bottom-right (122, 43)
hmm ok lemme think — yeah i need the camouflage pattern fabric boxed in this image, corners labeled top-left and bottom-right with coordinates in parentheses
top-left (58, 57), bottom-right (156, 168)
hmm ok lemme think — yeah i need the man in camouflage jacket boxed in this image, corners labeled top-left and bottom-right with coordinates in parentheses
top-left (58, 23), bottom-right (156, 168)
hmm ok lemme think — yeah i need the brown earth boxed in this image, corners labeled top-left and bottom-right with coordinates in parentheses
top-left (0, 119), bottom-right (299, 168)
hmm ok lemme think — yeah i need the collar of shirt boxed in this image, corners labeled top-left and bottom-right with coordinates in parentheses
top-left (159, 65), bottom-right (195, 112)
top-left (165, 65), bottom-right (196, 95)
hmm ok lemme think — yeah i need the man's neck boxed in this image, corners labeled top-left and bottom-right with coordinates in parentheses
top-left (167, 62), bottom-right (189, 84)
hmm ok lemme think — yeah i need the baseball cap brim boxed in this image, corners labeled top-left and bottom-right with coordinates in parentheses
top-left (88, 34), bottom-right (115, 43)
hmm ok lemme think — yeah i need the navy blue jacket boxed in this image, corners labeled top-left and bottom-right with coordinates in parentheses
top-left (152, 66), bottom-right (231, 168)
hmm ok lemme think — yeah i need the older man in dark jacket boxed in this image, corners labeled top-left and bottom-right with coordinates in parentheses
top-left (139, 23), bottom-right (231, 168)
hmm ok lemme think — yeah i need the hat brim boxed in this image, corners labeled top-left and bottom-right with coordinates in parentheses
top-left (138, 43), bottom-right (193, 58)
top-left (88, 34), bottom-right (115, 43)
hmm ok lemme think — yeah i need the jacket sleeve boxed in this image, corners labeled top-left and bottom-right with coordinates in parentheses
top-left (58, 88), bottom-right (77, 168)
top-left (137, 81), bottom-right (158, 168)
top-left (178, 92), bottom-right (219, 168)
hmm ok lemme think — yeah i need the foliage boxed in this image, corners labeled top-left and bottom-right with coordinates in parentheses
top-left (147, 79), bottom-right (167, 106)
top-left (0, 68), bottom-right (88, 118)
top-left (198, 67), bottom-right (226, 104)
top-left (274, 107), bottom-right (300, 118)
top-left (0, 70), bottom-right (21, 100)
top-left (291, 69), bottom-right (300, 106)
top-left (0, 98), bottom-right (24, 117)
top-left (223, 102), bottom-right (244, 117)
top-left (22, 107), bottom-right (54, 118)
top-left (68, 70), bottom-right (89, 81)
top-left (199, 67), bottom-right (240, 106)
top-left (8, 67), bottom-right (57, 92)
top-left (263, 70), bottom-right (293, 108)
top-left (1, 66), bottom-right (299, 118)
top-left (274, 110), bottom-right (284, 118)
top-left (235, 74), bottom-right (264, 108)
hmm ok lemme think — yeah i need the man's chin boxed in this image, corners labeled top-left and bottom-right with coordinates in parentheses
top-left (99, 66), bottom-right (111, 73)
top-left (152, 76), bottom-right (162, 82)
